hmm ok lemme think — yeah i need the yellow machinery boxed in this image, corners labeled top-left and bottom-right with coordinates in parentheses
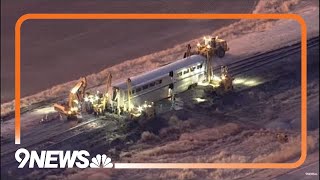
top-left (127, 78), bottom-right (133, 113)
top-left (53, 73), bottom-right (112, 119)
top-left (196, 37), bottom-right (233, 93)
top-left (83, 73), bottom-right (112, 116)
top-left (196, 36), bottom-right (229, 58)
top-left (183, 36), bottom-right (229, 83)
top-left (92, 73), bottom-right (112, 115)
top-left (53, 77), bottom-right (87, 119)
top-left (184, 36), bottom-right (229, 59)
top-left (219, 66), bottom-right (234, 92)
top-left (92, 93), bottom-right (108, 115)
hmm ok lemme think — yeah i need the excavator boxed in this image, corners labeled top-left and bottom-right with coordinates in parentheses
top-left (53, 77), bottom-right (87, 119)
top-left (53, 73), bottom-right (113, 120)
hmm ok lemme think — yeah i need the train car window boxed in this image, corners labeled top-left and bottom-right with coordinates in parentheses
top-left (136, 87), bottom-right (141, 92)
top-left (156, 79), bottom-right (162, 85)
top-left (169, 71), bottom-right (174, 77)
top-left (150, 82), bottom-right (155, 87)
top-left (177, 72), bottom-right (182, 77)
top-left (197, 64), bottom-right (203, 69)
top-left (184, 69), bottom-right (189, 74)
top-left (190, 66), bottom-right (196, 71)
top-left (143, 85), bottom-right (148, 90)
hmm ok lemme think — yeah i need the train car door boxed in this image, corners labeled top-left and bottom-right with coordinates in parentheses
top-left (168, 71), bottom-right (174, 98)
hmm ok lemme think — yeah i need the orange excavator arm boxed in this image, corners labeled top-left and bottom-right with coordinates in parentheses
top-left (53, 77), bottom-right (87, 119)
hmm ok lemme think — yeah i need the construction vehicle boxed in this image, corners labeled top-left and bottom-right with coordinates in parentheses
top-left (83, 73), bottom-right (112, 116)
top-left (196, 36), bottom-right (229, 58)
top-left (218, 66), bottom-right (234, 92)
top-left (182, 36), bottom-right (230, 89)
top-left (53, 74), bottom-right (114, 120)
top-left (83, 91), bottom-right (107, 116)
top-left (53, 77), bottom-right (87, 119)
top-left (205, 65), bottom-right (234, 96)
top-left (183, 36), bottom-right (229, 59)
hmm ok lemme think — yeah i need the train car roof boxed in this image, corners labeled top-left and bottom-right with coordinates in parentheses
top-left (112, 55), bottom-right (206, 89)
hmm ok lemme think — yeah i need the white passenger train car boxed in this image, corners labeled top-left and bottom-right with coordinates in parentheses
top-left (111, 55), bottom-right (207, 112)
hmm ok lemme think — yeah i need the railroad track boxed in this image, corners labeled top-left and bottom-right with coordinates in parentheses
top-left (0, 83), bottom-right (107, 122)
top-left (216, 36), bottom-right (319, 76)
top-left (1, 37), bottom-right (318, 121)
top-left (0, 114), bottom-right (126, 173)
top-left (181, 36), bottom-right (318, 119)
top-left (1, 117), bottom-right (106, 164)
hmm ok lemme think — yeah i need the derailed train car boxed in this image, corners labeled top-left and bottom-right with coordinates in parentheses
top-left (111, 55), bottom-right (207, 114)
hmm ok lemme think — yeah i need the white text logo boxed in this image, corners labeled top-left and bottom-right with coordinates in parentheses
top-left (15, 148), bottom-right (113, 169)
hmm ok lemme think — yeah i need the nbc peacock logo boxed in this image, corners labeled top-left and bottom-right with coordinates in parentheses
top-left (90, 154), bottom-right (113, 168)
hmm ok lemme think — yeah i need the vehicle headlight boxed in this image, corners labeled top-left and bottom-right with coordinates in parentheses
top-left (137, 106), bottom-right (143, 112)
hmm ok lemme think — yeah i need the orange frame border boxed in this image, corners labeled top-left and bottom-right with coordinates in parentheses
top-left (15, 14), bottom-right (307, 169)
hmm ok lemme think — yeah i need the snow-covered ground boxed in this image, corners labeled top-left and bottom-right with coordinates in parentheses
top-left (1, 0), bottom-right (319, 179)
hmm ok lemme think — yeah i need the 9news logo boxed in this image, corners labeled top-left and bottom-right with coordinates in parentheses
top-left (15, 148), bottom-right (113, 168)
